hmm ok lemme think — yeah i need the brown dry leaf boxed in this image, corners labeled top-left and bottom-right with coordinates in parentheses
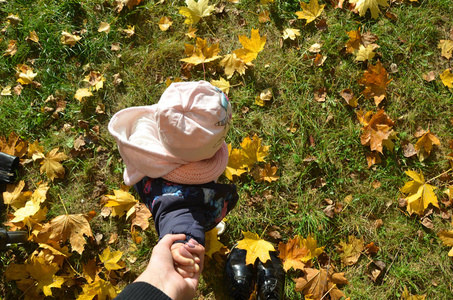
top-left (82, 259), bottom-right (101, 284)
top-left (422, 71), bottom-right (436, 82)
top-left (4, 40), bottom-right (17, 56)
top-left (314, 87), bottom-right (327, 102)
top-left (104, 189), bottom-right (138, 218)
top-left (40, 148), bottom-right (69, 181)
top-left (313, 53), bottom-right (327, 66)
top-left (38, 212), bottom-right (95, 254)
top-left (259, 10), bottom-right (270, 23)
top-left (366, 151), bottom-right (381, 167)
top-left (120, 25), bottom-right (135, 37)
top-left (402, 142), bottom-right (417, 158)
top-left (357, 109), bottom-right (395, 154)
top-left (367, 260), bottom-right (386, 283)
top-left (359, 61), bottom-right (392, 106)
top-left (364, 242), bottom-right (379, 255)
top-left (254, 163), bottom-right (279, 183)
top-left (438, 39), bottom-right (453, 59)
top-left (294, 267), bottom-right (348, 300)
top-left (414, 130), bottom-right (440, 161)
top-left (340, 88), bottom-right (358, 107)
top-left (180, 37), bottom-right (221, 66)
top-left (185, 26), bottom-right (198, 38)
top-left (130, 203), bottom-right (151, 231)
top-left (338, 236), bottom-right (364, 267)
top-left (0, 132), bottom-right (27, 157)
top-left (237, 231), bottom-right (275, 265)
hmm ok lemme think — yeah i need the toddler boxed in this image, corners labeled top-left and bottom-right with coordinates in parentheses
top-left (108, 81), bottom-right (238, 277)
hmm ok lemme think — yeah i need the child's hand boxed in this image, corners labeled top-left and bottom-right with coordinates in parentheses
top-left (171, 239), bottom-right (205, 278)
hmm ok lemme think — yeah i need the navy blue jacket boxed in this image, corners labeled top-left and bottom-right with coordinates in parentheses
top-left (134, 177), bottom-right (238, 246)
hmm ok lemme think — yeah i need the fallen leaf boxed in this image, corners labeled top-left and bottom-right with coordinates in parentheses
top-left (104, 189), bottom-right (138, 218)
top-left (345, 29), bottom-right (362, 53)
top-left (158, 17), bottom-right (173, 31)
top-left (60, 31), bottom-right (81, 46)
top-left (237, 231), bottom-right (275, 265)
top-left (4, 40), bottom-right (17, 56)
top-left (77, 278), bottom-right (119, 299)
top-left (338, 236), bottom-right (364, 267)
top-left (98, 22), bottom-right (111, 33)
top-left (295, 0), bottom-right (325, 24)
top-left (180, 37), bottom-right (221, 66)
top-left (38, 212), bottom-right (95, 254)
top-left (234, 28), bottom-right (266, 64)
top-left (314, 87), bottom-right (327, 102)
top-left (84, 71), bottom-right (106, 91)
top-left (26, 256), bottom-right (65, 296)
top-left (438, 39), bottom-right (453, 59)
top-left (355, 44), bottom-right (379, 62)
top-left (259, 10), bottom-right (270, 23)
top-left (40, 148), bottom-right (69, 181)
top-left (254, 163), bottom-right (279, 182)
top-left (219, 53), bottom-right (247, 78)
top-left (255, 88), bottom-right (273, 106)
top-left (349, 0), bottom-right (389, 19)
top-left (16, 64), bottom-right (37, 85)
top-left (26, 31), bottom-right (39, 44)
top-left (340, 89), bottom-right (358, 107)
top-left (401, 170), bottom-right (438, 215)
top-left (120, 25), bottom-right (135, 37)
top-left (357, 109), bottom-right (395, 154)
top-left (367, 260), bottom-right (386, 283)
top-left (422, 71), bottom-right (436, 82)
top-left (440, 69), bottom-right (453, 88)
top-left (313, 53), bottom-right (327, 66)
top-left (2, 181), bottom-right (31, 210)
top-left (129, 202), bottom-right (151, 231)
top-left (358, 61), bottom-right (392, 106)
top-left (179, 0), bottom-right (215, 24)
top-left (414, 130), bottom-right (440, 161)
top-left (99, 247), bottom-right (125, 271)
top-left (205, 228), bottom-right (225, 258)
top-left (437, 230), bottom-right (453, 256)
top-left (401, 286), bottom-right (426, 300)
top-left (210, 77), bottom-right (230, 94)
top-left (282, 28), bottom-right (300, 40)
top-left (294, 267), bottom-right (348, 300)
top-left (225, 145), bottom-right (248, 180)
top-left (240, 134), bottom-right (270, 170)
top-left (1, 85), bottom-right (12, 96)
top-left (75, 88), bottom-right (93, 102)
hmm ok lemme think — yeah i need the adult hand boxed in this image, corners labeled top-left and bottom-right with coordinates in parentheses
top-left (134, 234), bottom-right (204, 300)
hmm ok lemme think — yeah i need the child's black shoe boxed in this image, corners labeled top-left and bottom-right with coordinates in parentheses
top-left (224, 246), bottom-right (254, 300)
top-left (255, 251), bottom-right (285, 300)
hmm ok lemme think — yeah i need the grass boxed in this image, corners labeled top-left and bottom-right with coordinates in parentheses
top-left (1, 0), bottom-right (453, 299)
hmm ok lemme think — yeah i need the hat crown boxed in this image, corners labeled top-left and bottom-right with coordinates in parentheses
top-left (156, 81), bottom-right (231, 162)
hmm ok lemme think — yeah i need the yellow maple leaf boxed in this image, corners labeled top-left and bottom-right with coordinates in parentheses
top-left (355, 44), bottom-right (379, 62)
top-left (438, 39), bottom-right (453, 59)
top-left (240, 134), bottom-right (270, 170)
top-left (205, 228), bottom-right (225, 258)
top-left (40, 148), bottom-right (69, 181)
top-left (61, 31), bottom-right (81, 46)
top-left (77, 278), bottom-right (120, 300)
top-left (84, 71), bottom-right (106, 91)
top-left (349, 0), bottom-right (389, 19)
top-left (345, 29), bottom-right (363, 53)
top-left (31, 182), bottom-right (49, 204)
top-left (234, 28), bottom-right (266, 64)
top-left (27, 30), bottom-right (39, 44)
top-left (99, 247), bottom-right (125, 271)
top-left (0, 132), bottom-right (27, 157)
top-left (158, 16), bottom-right (173, 31)
top-left (26, 256), bottom-right (65, 297)
top-left (401, 170), bottom-right (438, 215)
top-left (225, 145), bottom-right (248, 181)
top-left (219, 53), bottom-right (247, 78)
top-left (180, 37), bottom-right (221, 66)
top-left (338, 236), bottom-right (364, 267)
top-left (38, 212), bottom-right (95, 254)
top-left (185, 26), bottom-right (198, 38)
top-left (1, 85), bottom-right (12, 96)
top-left (210, 77), bottom-right (230, 94)
top-left (74, 88), bottom-right (93, 102)
top-left (10, 199), bottom-right (47, 228)
top-left (16, 64), bottom-right (37, 85)
top-left (282, 28), bottom-right (301, 40)
top-left (437, 230), bottom-right (453, 257)
top-left (440, 69), bottom-right (453, 88)
top-left (401, 286), bottom-right (426, 300)
top-left (98, 22), bottom-right (110, 33)
top-left (179, 0), bottom-right (215, 24)
top-left (104, 189), bottom-right (138, 217)
top-left (28, 140), bottom-right (45, 161)
top-left (414, 130), bottom-right (440, 161)
top-left (237, 231), bottom-right (275, 265)
top-left (4, 40), bottom-right (17, 56)
top-left (300, 234), bottom-right (325, 263)
top-left (120, 25), bottom-right (135, 37)
top-left (295, 0), bottom-right (325, 24)
top-left (3, 180), bottom-right (31, 210)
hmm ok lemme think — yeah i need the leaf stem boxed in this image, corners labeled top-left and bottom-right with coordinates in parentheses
top-left (59, 195), bottom-right (69, 215)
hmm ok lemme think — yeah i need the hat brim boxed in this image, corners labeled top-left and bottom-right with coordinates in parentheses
top-left (162, 142), bottom-right (229, 185)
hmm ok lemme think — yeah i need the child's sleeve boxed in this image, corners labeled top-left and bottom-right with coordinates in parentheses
top-left (151, 194), bottom-right (206, 245)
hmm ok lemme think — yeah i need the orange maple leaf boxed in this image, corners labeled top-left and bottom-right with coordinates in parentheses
top-left (414, 130), bottom-right (440, 161)
top-left (294, 267), bottom-right (348, 300)
top-left (358, 61), bottom-right (392, 106)
top-left (278, 236), bottom-right (309, 271)
top-left (357, 109), bottom-right (395, 154)
top-left (345, 29), bottom-right (362, 53)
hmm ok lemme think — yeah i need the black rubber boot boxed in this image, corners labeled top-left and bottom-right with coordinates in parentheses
top-left (224, 246), bottom-right (255, 300)
top-left (255, 251), bottom-right (285, 300)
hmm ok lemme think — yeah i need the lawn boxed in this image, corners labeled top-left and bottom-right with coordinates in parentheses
top-left (0, 0), bottom-right (452, 299)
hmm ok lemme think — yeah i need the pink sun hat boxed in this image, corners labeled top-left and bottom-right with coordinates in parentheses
top-left (108, 81), bottom-right (232, 186)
